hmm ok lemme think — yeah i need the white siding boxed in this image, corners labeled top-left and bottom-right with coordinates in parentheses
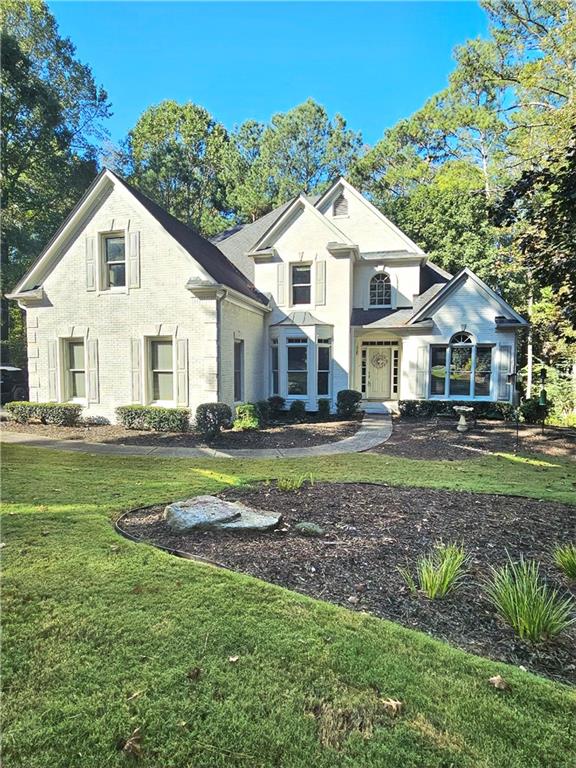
top-left (219, 298), bottom-right (267, 407)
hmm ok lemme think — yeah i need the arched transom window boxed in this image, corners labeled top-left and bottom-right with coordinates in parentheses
top-left (430, 331), bottom-right (493, 398)
top-left (369, 273), bottom-right (392, 306)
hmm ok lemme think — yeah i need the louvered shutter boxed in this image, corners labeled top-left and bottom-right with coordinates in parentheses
top-left (277, 263), bottom-right (287, 306)
top-left (128, 231), bottom-right (141, 289)
top-left (415, 345), bottom-right (429, 399)
top-left (130, 339), bottom-right (142, 403)
top-left (175, 338), bottom-right (188, 406)
top-left (333, 194), bottom-right (348, 216)
top-left (497, 344), bottom-right (512, 401)
top-left (315, 261), bottom-right (326, 306)
top-left (47, 340), bottom-right (58, 401)
top-left (87, 338), bottom-right (99, 403)
top-left (85, 236), bottom-right (96, 291)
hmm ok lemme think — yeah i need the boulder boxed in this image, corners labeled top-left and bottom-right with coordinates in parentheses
top-left (163, 495), bottom-right (281, 532)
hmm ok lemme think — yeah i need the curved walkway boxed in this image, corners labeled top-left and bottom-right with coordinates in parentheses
top-left (0, 413), bottom-right (392, 459)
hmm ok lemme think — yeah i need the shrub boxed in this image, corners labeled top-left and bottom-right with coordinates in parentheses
top-left (398, 400), bottom-right (516, 421)
top-left (5, 401), bottom-right (82, 426)
top-left (485, 556), bottom-right (575, 643)
top-left (294, 521), bottom-right (325, 537)
top-left (520, 396), bottom-right (552, 424)
top-left (116, 405), bottom-right (189, 432)
top-left (398, 543), bottom-right (468, 599)
top-left (289, 399), bottom-right (306, 421)
top-left (317, 398), bottom-right (331, 419)
top-left (268, 395), bottom-right (286, 416)
top-left (234, 403), bottom-right (260, 431)
top-left (195, 402), bottom-right (232, 438)
top-left (336, 389), bottom-right (362, 418)
top-left (277, 473), bottom-right (314, 491)
top-left (256, 400), bottom-right (271, 426)
top-left (554, 544), bottom-right (576, 581)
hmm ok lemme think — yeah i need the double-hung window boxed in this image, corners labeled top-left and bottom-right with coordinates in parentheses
top-left (103, 235), bottom-right (126, 288)
top-left (150, 338), bottom-right (174, 403)
top-left (234, 340), bottom-right (244, 402)
top-left (287, 337), bottom-right (308, 395)
top-left (66, 339), bottom-right (86, 400)
top-left (291, 264), bottom-right (311, 305)
top-left (430, 333), bottom-right (493, 398)
top-left (270, 339), bottom-right (279, 395)
top-left (317, 338), bottom-right (331, 396)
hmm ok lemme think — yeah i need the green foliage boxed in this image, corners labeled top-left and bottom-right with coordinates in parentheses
top-left (115, 404), bottom-right (189, 432)
top-left (5, 401), bottom-right (82, 426)
top-left (255, 400), bottom-right (271, 426)
top-left (289, 399), bottom-right (306, 421)
top-left (399, 543), bottom-right (468, 599)
top-left (317, 398), bottom-right (331, 419)
top-left (485, 556), bottom-right (575, 643)
top-left (277, 473), bottom-right (314, 492)
top-left (194, 402), bottom-right (232, 438)
top-left (233, 403), bottom-right (261, 431)
top-left (268, 395), bottom-right (285, 416)
top-left (399, 400), bottom-right (516, 421)
top-left (294, 521), bottom-right (325, 537)
top-left (336, 389), bottom-right (362, 418)
top-left (519, 397), bottom-right (551, 425)
top-left (554, 544), bottom-right (576, 581)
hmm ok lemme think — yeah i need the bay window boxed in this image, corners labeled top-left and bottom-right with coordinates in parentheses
top-left (270, 339), bottom-right (279, 394)
top-left (317, 339), bottom-right (331, 396)
top-left (430, 333), bottom-right (493, 398)
top-left (287, 337), bottom-right (308, 395)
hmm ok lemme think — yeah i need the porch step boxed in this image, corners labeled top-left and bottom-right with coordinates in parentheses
top-left (362, 400), bottom-right (399, 415)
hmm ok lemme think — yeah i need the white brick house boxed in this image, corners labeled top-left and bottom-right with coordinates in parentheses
top-left (8, 171), bottom-right (527, 421)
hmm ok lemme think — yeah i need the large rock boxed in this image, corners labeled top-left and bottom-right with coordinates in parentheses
top-left (163, 495), bottom-right (281, 532)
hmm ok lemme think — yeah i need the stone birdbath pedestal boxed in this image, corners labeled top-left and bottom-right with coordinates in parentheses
top-left (453, 405), bottom-right (474, 433)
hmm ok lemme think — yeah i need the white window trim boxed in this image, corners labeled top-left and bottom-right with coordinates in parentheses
top-left (429, 338), bottom-right (495, 401)
top-left (368, 272), bottom-right (392, 308)
top-left (61, 337), bottom-right (87, 404)
top-left (290, 262), bottom-right (313, 308)
top-left (270, 339), bottom-right (280, 396)
top-left (99, 231), bottom-right (128, 294)
top-left (285, 335), bottom-right (309, 399)
top-left (317, 338), bottom-right (332, 398)
top-left (145, 335), bottom-right (176, 406)
top-left (233, 338), bottom-right (244, 404)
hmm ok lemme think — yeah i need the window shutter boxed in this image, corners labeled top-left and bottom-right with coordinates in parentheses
top-left (277, 263), bottom-right (286, 306)
top-left (47, 340), bottom-right (58, 401)
top-left (333, 194), bottom-right (348, 216)
top-left (85, 236), bottom-right (96, 291)
top-left (415, 345), bottom-right (429, 399)
top-left (497, 344), bottom-right (512, 401)
top-left (87, 338), bottom-right (99, 403)
top-left (128, 231), bottom-right (141, 289)
top-left (175, 338), bottom-right (188, 406)
top-left (130, 339), bottom-right (142, 404)
top-left (315, 261), bottom-right (326, 306)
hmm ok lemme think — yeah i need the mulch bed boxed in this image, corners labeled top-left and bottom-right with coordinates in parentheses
top-left (1, 416), bottom-right (361, 449)
top-left (370, 417), bottom-right (576, 461)
top-left (119, 482), bottom-right (576, 684)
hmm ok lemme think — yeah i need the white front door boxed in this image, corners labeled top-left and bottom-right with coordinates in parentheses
top-left (366, 346), bottom-right (391, 398)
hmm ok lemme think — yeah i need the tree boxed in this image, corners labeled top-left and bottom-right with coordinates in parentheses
top-left (1, 0), bottom-right (110, 357)
top-left (232, 99), bottom-right (362, 220)
top-left (123, 101), bottom-right (237, 236)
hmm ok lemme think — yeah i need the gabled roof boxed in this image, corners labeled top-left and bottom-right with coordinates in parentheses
top-left (11, 169), bottom-right (267, 306)
top-left (408, 267), bottom-right (528, 326)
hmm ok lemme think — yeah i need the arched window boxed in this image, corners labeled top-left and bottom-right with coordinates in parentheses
top-left (369, 273), bottom-right (391, 306)
top-left (332, 194), bottom-right (348, 217)
top-left (430, 331), bottom-right (493, 398)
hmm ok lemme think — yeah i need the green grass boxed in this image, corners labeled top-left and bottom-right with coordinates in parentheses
top-left (399, 543), bottom-right (469, 599)
top-left (2, 445), bottom-right (575, 767)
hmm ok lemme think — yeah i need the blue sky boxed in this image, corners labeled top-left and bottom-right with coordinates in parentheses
top-left (49, 1), bottom-right (489, 148)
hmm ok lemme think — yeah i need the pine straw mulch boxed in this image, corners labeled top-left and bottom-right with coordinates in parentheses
top-left (1, 416), bottom-right (361, 449)
top-left (369, 417), bottom-right (576, 461)
top-left (119, 482), bottom-right (576, 684)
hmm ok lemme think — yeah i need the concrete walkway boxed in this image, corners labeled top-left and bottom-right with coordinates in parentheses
top-left (0, 413), bottom-right (392, 459)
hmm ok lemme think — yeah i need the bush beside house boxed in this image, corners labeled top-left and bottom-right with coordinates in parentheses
top-left (116, 405), bottom-right (190, 432)
top-left (5, 401), bottom-right (82, 426)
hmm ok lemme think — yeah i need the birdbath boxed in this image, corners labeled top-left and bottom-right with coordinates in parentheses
top-left (453, 405), bottom-right (474, 433)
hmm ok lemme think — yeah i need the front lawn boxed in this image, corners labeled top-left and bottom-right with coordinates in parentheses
top-left (2, 445), bottom-right (575, 767)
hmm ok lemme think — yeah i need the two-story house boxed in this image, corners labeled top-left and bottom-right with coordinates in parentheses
top-left (8, 170), bottom-right (527, 421)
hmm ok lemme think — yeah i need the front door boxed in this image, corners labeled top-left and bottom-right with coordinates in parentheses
top-left (366, 346), bottom-right (391, 399)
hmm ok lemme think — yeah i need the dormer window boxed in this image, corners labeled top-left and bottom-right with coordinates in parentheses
top-left (369, 273), bottom-right (391, 306)
top-left (332, 194), bottom-right (348, 217)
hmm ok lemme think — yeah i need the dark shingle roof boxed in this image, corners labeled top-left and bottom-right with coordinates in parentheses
top-left (111, 172), bottom-right (268, 305)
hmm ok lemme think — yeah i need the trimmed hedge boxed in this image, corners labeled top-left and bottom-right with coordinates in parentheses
top-left (5, 401), bottom-right (82, 426)
top-left (268, 395), bottom-right (285, 415)
top-left (398, 400), bottom-right (516, 421)
top-left (337, 389), bottom-right (362, 418)
top-left (317, 398), bottom-right (331, 419)
top-left (195, 402), bottom-right (232, 438)
top-left (289, 399), bottom-right (306, 421)
top-left (116, 405), bottom-right (190, 432)
top-left (234, 403), bottom-right (260, 431)
top-left (255, 400), bottom-right (271, 426)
